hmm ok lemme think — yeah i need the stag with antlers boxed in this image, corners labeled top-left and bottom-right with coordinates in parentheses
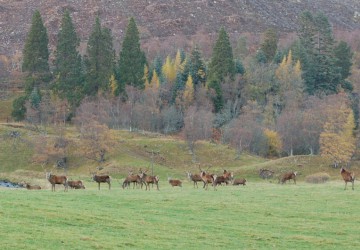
top-left (139, 168), bottom-right (159, 191)
top-left (198, 165), bottom-right (214, 190)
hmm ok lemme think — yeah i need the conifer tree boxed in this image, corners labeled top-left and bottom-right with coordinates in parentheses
top-left (298, 11), bottom-right (342, 95)
top-left (207, 27), bottom-right (236, 82)
top-left (334, 41), bottom-right (353, 91)
top-left (22, 10), bottom-right (50, 75)
top-left (84, 17), bottom-right (115, 96)
top-left (117, 17), bottom-right (147, 93)
top-left (260, 28), bottom-right (279, 63)
top-left (189, 45), bottom-right (206, 86)
top-left (53, 10), bottom-right (84, 108)
top-left (13, 10), bottom-right (50, 121)
top-left (162, 55), bottom-right (176, 83)
top-left (207, 27), bottom-right (235, 112)
top-left (183, 75), bottom-right (194, 106)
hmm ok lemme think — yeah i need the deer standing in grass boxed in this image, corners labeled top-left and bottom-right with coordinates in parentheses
top-left (46, 172), bottom-right (68, 192)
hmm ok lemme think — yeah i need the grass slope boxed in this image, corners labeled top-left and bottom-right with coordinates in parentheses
top-left (0, 182), bottom-right (358, 249)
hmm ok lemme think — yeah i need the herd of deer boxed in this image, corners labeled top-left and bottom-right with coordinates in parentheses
top-left (22, 166), bottom-right (355, 191)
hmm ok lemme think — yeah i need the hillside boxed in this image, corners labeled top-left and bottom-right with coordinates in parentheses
top-left (1, 0), bottom-right (360, 61)
top-left (1, 123), bottom-right (358, 188)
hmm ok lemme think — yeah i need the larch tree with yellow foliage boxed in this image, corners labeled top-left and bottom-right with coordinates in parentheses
top-left (263, 128), bottom-right (283, 157)
top-left (320, 102), bottom-right (356, 168)
top-left (162, 55), bottom-right (176, 83)
top-left (183, 75), bottom-right (194, 107)
top-left (275, 50), bottom-right (304, 109)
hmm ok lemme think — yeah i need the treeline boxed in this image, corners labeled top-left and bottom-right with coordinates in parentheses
top-left (12, 10), bottom-right (358, 166)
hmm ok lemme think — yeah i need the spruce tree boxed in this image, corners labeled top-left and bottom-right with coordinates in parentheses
top-left (53, 11), bottom-right (84, 108)
top-left (189, 45), bottom-right (206, 86)
top-left (298, 11), bottom-right (341, 95)
top-left (260, 28), bottom-right (279, 63)
top-left (207, 27), bottom-right (236, 82)
top-left (207, 27), bottom-right (235, 112)
top-left (22, 10), bottom-right (50, 75)
top-left (84, 17), bottom-right (115, 96)
top-left (334, 41), bottom-right (353, 91)
top-left (117, 17), bottom-right (147, 94)
top-left (13, 10), bottom-right (50, 121)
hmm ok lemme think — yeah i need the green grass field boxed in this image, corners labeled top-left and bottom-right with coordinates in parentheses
top-left (0, 181), bottom-right (358, 250)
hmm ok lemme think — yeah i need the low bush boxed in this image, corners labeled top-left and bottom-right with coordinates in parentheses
top-left (305, 172), bottom-right (331, 184)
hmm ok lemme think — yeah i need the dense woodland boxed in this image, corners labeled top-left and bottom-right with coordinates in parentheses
top-left (7, 10), bottom-right (360, 167)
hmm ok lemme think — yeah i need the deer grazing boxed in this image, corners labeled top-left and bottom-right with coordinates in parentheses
top-left (22, 182), bottom-right (41, 190)
top-left (67, 180), bottom-right (85, 189)
top-left (168, 177), bottom-right (182, 187)
top-left (212, 175), bottom-right (229, 190)
top-left (46, 172), bottom-right (68, 192)
top-left (122, 171), bottom-right (142, 189)
top-left (139, 168), bottom-right (159, 191)
top-left (279, 171), bottom-right (297, 184)
top-left (92, 174), bottom-right (111, 190)
top-left (340, 167), bottom-right (355, 190)
top-left (233, 178), bottom-right (247, 186)
top-left (199, 166), bottom-right (215, 190)
top-left (185, 171), bottom-right (203, 188)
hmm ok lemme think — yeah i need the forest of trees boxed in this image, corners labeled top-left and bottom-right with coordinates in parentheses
top-left (10, 10), bottom-right (359, 167)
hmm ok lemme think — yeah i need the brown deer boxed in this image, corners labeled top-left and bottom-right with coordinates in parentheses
top-left (168, 177), bottom-right (182, 187)
top-left (233, 178), bottom-right (247, 186)
top-left (46, 172), bottom-right (68, 192)
top-left (279, 171), bottom-right (297, 184)
top-left (67, 180), bottom-right (85, 189)
top-left (139, 169), bottom-right (159, 191)
top-left (212, 175), bottom-right (229, 190)
top-left (222, 169), bottom-right (234, 184)
top-left (92, 174), bottom-right (111, 190)
top-left (23, 182), bottom-right (41, 190)
top-left (340, 167), bottom-right (355, 190)
top-left (199, 166), bottom-right (215, 190)
top-left (122, 171), bottom-right (142, 189)
top-left (185, 171), bottom-right (203, 188)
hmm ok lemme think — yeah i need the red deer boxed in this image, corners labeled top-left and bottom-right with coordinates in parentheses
top-left (23, 183), bottom-right (41, 190)
top-left (259, 168), bottom-right (274, 179)
top-left (222, 169), bottom-right (234, 184)
top-left (340, 167), bottom-right (355, 190)
top-left (199, 166), bottom-right (215, 190)
top-left (279, 171), bottom-right (297, 184)
top-left (139, 169), bottom-right (159, 191)
top-left (122, 171), bottom-right (142, 189)
top-left (185, 172), bottom-right (203, 188)
top-left (46, 172), bottom-right (68, 192)
top-left (67, 180), bottom-right (85, 189)
top-left (233, 178), bottom-right (247, 186)
top-left (92, 174), bottom-right (111, 190)
top-left (168, 177), bottom-right (182, 187)
top-left (212, 175), bottom-right (229, 190)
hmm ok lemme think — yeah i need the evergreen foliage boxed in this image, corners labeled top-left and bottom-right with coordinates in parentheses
top-left (189, 45), bottom-right (206, 86)
top-left (84, 17), bottom-right (115, 96)
top-left (11, 96), bottom-right (27, 121)
top-left (53, 11), bottom-right (84, 108)
top-left (22, 10), bottom-right (50, 75)
top-left (117, 17), bottom-right (147, 93)
top-left (298, 11), bottom-right (344, 95)
top-left (208, 27), bottom-right (236, 82)
top-left (260, 28), bottom-right (279, 63)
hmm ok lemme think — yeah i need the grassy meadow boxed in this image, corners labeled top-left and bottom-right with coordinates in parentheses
top-left (0, 181), bottom-right (358, 250)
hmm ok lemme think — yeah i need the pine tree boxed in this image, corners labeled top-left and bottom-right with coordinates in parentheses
top-left (22, 10), bottom-right (50, 75)
top-left (334, 41), bottom-right (353, 91)
top-left (117, 17), bottom-right (147, 93)
top-left (260, 28), bottom-right (279, 63)
top-left (207, 27), bottom-right (236, 82)
top-left (189, 45), bottom-right (206, 86)
top-left (207, 27), bottom-right (235, 112)
top-left (298, 11), bottom-right (341, 95)
top-left (53, 10), bottom-right (84, 108)
top-left (84, 17), bottom-right (115, 96)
